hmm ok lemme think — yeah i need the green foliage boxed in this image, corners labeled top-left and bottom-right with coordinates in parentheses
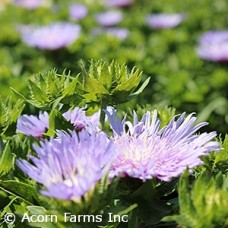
top-left (0, 143), bottom-right (15, 178)
top-left (23, 206), bottom-right (57, 228)
top-left (164, 171), bottom-right (228, 228)
top-left (112, 177), bottom-right (178, 227)
top-left (194, 135), bottom-right (228, 175)
top-left (0, 97), bottom-right (25, 136)
top-left (81, 60), bottom-right (149, 106)
top-left (11, 61), bottom-right (149, 114)
top-left (11, 69), bottom-right (82, 110)
top-left (0, 180), bottom-right (39, 205)
top-left (212, 135), bottom-right (228, 174)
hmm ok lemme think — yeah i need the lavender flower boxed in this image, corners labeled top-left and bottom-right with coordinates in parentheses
top-left (106, 28), bottom-right (129, 40)
top-left (146, 13), bottom-right (185, 29)
top-left (106, 109), bottom-right (221, 182)
top-left (63, 107), bottom-right (100, 132)
top-left (95, 11), bottom-right (123, 27)
top-left (16, 112), bottom-right (49, 137)
top-left (196, 31), bottom-right (228, 62)
top-left (13, 0), bottom-right (48, 9)
top-left (19, 22), bottom-right (81, 50)
top-left (105, 0), bottom-right (133, 7)
top-left (91, 27), bottom-right (129, 40)
top-left (69, 4), bottom-right (88, 20)
top-left (17, 130), bottom-right (115, 200)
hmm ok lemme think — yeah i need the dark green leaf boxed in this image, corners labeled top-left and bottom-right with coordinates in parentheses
top-left (0, 180), bottom-right (39, 204)
top-left (0, 143), bottom-right (15, 177)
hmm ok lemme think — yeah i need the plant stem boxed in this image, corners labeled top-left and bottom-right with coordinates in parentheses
top-left (99, 100), bottom-right (106, 130)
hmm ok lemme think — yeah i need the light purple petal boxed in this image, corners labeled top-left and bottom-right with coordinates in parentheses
top-left (146, 13), bottom-right (185, 29)
top-left (63, 107), bottom-right (100, 132)
top-left (16, 112), bottom-right (49, 137)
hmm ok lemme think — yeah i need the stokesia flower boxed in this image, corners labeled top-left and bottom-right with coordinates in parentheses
top-left (146, 13), bottom-right (185, 29)
top-left (95, 11), bottom-right (123, 27)
top-left (13, 0), bottom-right (48, 9)
top-left (63, 107), bottom-right (100, 132)
top-left (16, 112), bottom-right (49, 137)
top-left (196, 31), bottom-right (228, 62)
top-left (105, 0), bottom-right (133, 7)
top-left (106, 28), bottom-right (129, 40)
top-left (91, 27), bottom-right (129, 40)
top-left (17, 130), bottom-right (115, 200)
top-left (19, 22), bottom-right (81, 50)
top-left (106, 109), bottom-right (221, 182)
top-left (69, 3), bottom-right (88, 20)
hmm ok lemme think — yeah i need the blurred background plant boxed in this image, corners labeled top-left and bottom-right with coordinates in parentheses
top-left (0, 1), bottom-right (228, 226)
top-left (0, 0), bottom-right (227, 135)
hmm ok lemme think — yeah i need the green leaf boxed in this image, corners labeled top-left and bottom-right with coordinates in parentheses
top-left (0, 97), bottom-right (25, 135)
top-left (214, 135), bottom-right (228, 165)
top-left (129, 77), bottom-right (151, 98)
top-left (10, 87), bottom-right (29, 103)
top-left (25, 206), bottom-right (57, 228)
top-left (26, 206), bottom-right (47, 215)
top-left (113, 68), bottom-right (142, 93)
top-left (88, 176), bottom-right (120, 214)
top-left (84, 77), bottom-right (109, 94)
top-left (131, 180), bottom-right (172, 225)
top-left (165, 170), bottom-right (228, 227)
top-left (0, 143), bottom-right (15, 177)
top-left (45, 109), bottom-right (74, 137)
top-left (178, 171), bottom-right (196, 219)
top-left (51, 97), bottom-right (63, 110)
top-left (8, 100), bottom-right (25, 123)
top-left (28, 80), bottom-right (49, 105)
top-left (81, 60), bottom-right (144, 107)
top-left (0, 196), bottom-right (19, 217)
top-left (0, 180), bottom-right (39, 204)
top-left (62, 75), bottom-right (79, 97)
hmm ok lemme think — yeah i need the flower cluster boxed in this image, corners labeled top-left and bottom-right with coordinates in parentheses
top-left (17, 107), bottom-right (220, 201)
top-left (16, 107), bottom-right (100, 137)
